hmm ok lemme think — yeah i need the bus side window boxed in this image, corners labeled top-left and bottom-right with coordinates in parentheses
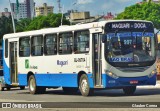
top-left (19, 37), bottom-right (30, 57)
top-left (5, 39), bottom-right (8, 58)
top-left (59, 32), bottom-right (73, 54)
top-left (31, 35), bottom-right (43, 56)
top-left (44, 34), bottom-right (57, 55)
top-left (74, 30), bottom-right (89, 54)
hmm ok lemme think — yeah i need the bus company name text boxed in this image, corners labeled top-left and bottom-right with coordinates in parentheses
top-left (57, 60), bottom-right (68, 67)
top-left (112, 23), bottom-right (147, 29)
top-left (74, 58), bottom-right (85, 62)
top-left (30, 65), bottom-right (38, 69)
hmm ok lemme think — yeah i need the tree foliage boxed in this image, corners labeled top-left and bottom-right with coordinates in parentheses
top-left (17, 13), bottom-right (70, 32)
top-left (0, 13), bottom-right (70, 45)
top-left (0, 16), bottom-right (13, 45)
top-left (115, 2), bottom-right (160, 29)
top-left (16, 18), bottom-right (31, 32)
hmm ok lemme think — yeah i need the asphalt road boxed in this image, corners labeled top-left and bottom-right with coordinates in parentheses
top-left (0, 82), bottom-right (160, 111)
top-left (0, 85), bottom-right (160, 102)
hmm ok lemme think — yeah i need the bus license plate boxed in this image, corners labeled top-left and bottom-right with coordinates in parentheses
top-left (130, 81), bottom-right (138, 84)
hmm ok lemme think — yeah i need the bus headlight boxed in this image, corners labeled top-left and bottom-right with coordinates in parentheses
top-left (105, 70), bottom-right (119, 79)
top-left (148, 69), bottom-right (157, 78)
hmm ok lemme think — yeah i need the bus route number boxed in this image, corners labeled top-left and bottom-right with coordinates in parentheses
top-left (124, 40), bottom-right (132, 45)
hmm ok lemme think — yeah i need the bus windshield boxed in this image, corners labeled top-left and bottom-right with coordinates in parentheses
top-left (104, 22), bottom-right (156, 67)
top-left (105, 21), bottom-right (156, 67)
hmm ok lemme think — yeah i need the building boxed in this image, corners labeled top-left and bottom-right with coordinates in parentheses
top-left (137, 0), bottom-right (160, 4)
top-left (11, 0), bottom-right (35, 20)
top-left (147, 0), bottom-right (160, 3)
top-left (69, 11), bottom-right (103, 24)
top-left (103, 12), bottom-right (115, 20)
top-left (70, 12), bottom-right (90, 20)
top-left (35, 3), bottom-right (54, 17)
top-left (0, 8), bottom-right (11, 18)
top-left (64, 10), bottom-right (78, 20)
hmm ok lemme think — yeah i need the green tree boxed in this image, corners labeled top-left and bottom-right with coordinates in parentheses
top-left (0, 13), bottom-right (70, 45)
top-left (16, 18), bottom-right (31, 32)
top-left (115, 2), bottom-right (160, 29)
top-left (0, 16), bottom-right (13, 45)
top-left (25, 13), bottom-right (70, 31)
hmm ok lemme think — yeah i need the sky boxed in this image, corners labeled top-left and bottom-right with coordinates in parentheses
top-left (0, 0), bottom-right (142, 15)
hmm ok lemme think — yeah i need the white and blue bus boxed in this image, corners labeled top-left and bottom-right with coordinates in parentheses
top-left (3, 20), bottom-right (157, 96)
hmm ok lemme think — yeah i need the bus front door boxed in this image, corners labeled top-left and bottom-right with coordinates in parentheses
top-left (93, 33), bottom-right (102, 87)
top-left (10, 42), bottom-right (18, 85)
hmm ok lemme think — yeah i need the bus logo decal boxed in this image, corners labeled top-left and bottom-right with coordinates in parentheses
top-left (25, 59), bottom-right (38, 69)
top-left (25, 59), bottom-right (29, 69)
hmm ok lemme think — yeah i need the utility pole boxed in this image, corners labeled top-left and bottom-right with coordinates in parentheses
top-left (9, 0), bottom-right (16, 33)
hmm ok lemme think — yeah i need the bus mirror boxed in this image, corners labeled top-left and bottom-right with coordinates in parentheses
top-left (102, 34), bottom-right (106, 43)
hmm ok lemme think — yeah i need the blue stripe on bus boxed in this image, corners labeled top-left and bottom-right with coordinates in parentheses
top-left (18, 73), bottom-right (156, 88)
top-left (3, 60), bottom-right (11, 85)
top-left (18, 73), bottom-right (94, 88)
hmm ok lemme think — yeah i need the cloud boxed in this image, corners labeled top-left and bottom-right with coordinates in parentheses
top-left (77, 0), bottom-right (93, 4)
top-left (100, 0), bottom-right (142, 14)
top-left (102, 2), bottom-right (114, 10)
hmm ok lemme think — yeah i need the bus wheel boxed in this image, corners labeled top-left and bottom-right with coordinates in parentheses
top-left (6, 87), bottom-right (10, 90)
top-left (79, 74), bottom-right (94, 96)
top-left (123, 86), bottom-right (136, 95)
top-left (20, 86), bottom-right (25, 90)
top-left (63, 87), bottom-right (78, 94)
top-left (0, 84), bottom-right (4, 91)
top-left (29, 75), bottom-right (40, 94)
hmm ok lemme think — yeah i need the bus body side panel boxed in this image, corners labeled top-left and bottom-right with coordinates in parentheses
top-left (34, 73), bottom-right (78, 87)
top-left (17, 47), bottom-right (94, 87)
top-left (3, 39), bottom-right (11, 85)
top-left (102, 74), bottom-right (156, 88)
top-left (18, 73), bottom-right (94, 88)
top-left (3, 59), bottom-right (11, 85)
top-left (87, 74), bottom-right (94, 88)
top-left (18, 74), bottom-right (27, 86)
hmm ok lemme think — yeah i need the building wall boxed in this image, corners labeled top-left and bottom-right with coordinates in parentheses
top-left (147, 0), bottom-right (160, 3)
top-left (70, 12), bottom-right (90, 20)
top-left (0, 12), bottom-right (11, 18)
top-left (35, 3), bottom-right (54, 17)
top-left (0, 8), bottom-right (11, 18)
top-left (11, 0), bottom-right (35, 20)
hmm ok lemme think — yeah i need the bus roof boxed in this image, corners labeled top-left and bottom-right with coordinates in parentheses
top-left (3, 20), bottom-right (152, 39)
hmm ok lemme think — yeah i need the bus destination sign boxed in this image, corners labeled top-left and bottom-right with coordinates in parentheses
top-left (105, 22), bottom-right (153, 31)
top-left (112, 23), bottom-right (146, 29)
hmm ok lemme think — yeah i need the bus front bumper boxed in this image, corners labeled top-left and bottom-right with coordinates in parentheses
top-left (102, 74), bottom-right (157, 88)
